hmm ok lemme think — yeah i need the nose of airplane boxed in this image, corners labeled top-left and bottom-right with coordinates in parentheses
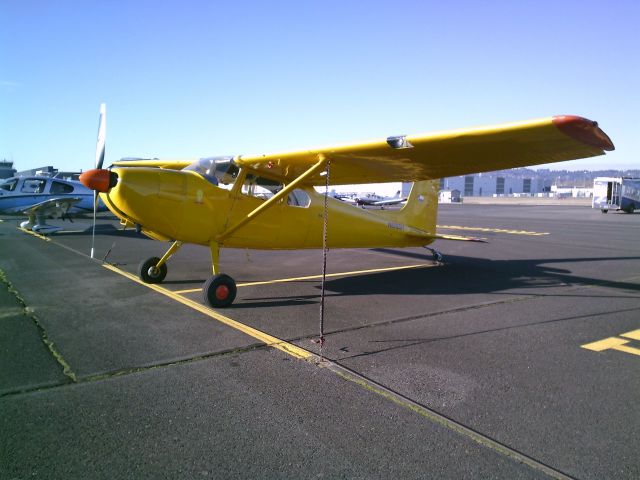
top-left (80, 169), bottom-right (118, 192)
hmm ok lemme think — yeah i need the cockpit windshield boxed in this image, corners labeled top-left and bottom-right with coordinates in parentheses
top-left (184, 156), bottom-right (240, 189)
top-left (0, 177), bottom-right (18, 192)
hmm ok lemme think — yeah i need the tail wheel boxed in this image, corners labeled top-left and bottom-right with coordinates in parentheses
top-left (138, 257), bottom-right (167, 284)
top-left (203, 274), bottom-right (237, 308)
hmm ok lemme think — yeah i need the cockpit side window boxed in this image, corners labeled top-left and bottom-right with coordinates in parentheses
top-left (0, 178), bottom-right (18, 191)
top-left (184, 157), bottom-right (239, 190)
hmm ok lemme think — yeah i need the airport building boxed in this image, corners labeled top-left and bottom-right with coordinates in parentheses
top-left (329, 171), bottom-right (578, 202)
top-left (15, 165), bottom-right (81, 180)
top-left (341, 171), bottom-right (552, 200)
top-left (16, 165), bottom-right (57, 177)
top-left (439, 172), bottom-right (550, 197)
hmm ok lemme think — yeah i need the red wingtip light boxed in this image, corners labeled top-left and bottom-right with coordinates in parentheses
top-left (552, 115), bottom-right (615, 151)
top-left (80, 169), bottom-right (117, 192)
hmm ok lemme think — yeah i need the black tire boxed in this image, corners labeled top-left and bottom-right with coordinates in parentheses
top-left (601, 209), bottom-right (608, 214)
top-left (626, 204), bottom-right (635, 214)
top-left (138, 257), bottom-right (167, 284)
top-left (203, 274), bottom-right (237, 308)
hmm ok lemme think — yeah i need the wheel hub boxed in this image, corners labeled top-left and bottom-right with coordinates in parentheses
top-left (215, 285), bottom-right (230, 300)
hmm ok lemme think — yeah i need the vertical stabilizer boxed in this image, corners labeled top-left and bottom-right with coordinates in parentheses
top-left (383, 180), bottom-right (439, 234)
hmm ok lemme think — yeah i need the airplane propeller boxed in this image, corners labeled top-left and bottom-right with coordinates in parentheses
top-left (80, 104), bottom-right (120, 258)
top-left (91, 103), bottom-right (106, 258)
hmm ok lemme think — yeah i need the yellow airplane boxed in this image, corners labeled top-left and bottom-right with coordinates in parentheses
top-left (80, 106), bottom-right (613, 307)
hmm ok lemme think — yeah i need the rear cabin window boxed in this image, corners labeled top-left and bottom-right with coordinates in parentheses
top-left (50, 181), bottom-right (74, 194)
top-left (288, 189), bottom-right (310, 207)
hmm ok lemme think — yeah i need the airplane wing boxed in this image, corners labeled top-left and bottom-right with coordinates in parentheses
top-left (19, 197), bottom-right (82, 215)
top-left (235, 115), bottom-right (614, 186)
top-left (111, 159), bottom-right (194, 170)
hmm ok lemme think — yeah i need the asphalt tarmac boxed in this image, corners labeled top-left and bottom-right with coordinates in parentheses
top-left (1, 204), bottom-right (639, 479)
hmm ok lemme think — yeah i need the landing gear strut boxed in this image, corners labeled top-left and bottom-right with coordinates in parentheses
top-left (200, 241), bottom-right (237, 308)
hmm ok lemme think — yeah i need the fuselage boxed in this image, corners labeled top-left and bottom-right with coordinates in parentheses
top-left (100, 165), bottom-right (438, 250)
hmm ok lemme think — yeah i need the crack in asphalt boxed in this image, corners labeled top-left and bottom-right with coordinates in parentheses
top-left (0, 341), bottom-right (273, 398)
top-left (0, 267), bottom-right (78, 384)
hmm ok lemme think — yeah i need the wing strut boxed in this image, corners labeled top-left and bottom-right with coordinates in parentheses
top-left (216, 155), bottom-right (328, 242)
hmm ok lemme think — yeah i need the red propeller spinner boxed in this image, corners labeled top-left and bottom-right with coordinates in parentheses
top-left (80, 169), bottom-right (118, 192)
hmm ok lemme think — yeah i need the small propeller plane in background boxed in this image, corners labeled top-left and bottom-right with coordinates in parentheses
top-left (80, 104), bottom-right (614, 308)
top-left (354, 190), bottom-right (406, 207)
top-left (0, 175), bottom-right (105, 233)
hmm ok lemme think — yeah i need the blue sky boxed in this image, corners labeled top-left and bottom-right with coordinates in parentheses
top-left (1, 0), bottom-right (638, 173)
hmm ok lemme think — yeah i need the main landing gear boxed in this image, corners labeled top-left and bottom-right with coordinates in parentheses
top-left (202, 274), bottom-right (237, 308)
top-left (137, 240), bottom-right (238, 308)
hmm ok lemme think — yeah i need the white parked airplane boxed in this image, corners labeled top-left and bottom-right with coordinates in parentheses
top-left (0, 175), bottom-right (104, 233)
top-left (354, 190), bottom-right (406, 207)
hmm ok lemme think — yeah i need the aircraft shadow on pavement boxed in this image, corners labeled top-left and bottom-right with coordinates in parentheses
top-left (64, 223), bottom-right (152, 240)
top-left (229, 296), bottom-right (320, 308)
top-left (238, 249), bottom-right (640, 307)
top-left (337, 304), bottom-right (640, 361)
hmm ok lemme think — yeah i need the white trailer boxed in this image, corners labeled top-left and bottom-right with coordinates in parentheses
top-left (592, 177), bottom-right (640, 213)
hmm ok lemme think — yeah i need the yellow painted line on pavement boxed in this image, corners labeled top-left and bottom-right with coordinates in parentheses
top-left (621, 329), bottom-right (640, 340)
top-left (610, 344), bottom-right (640, 356)
top-left (18, 227), bottom-right (51, 241)
top-left (582, 337), bottom-right (629, 352)
top-left (437, 225), bottom-right (549, 236)
top-left (102, 263), bottom-right (313, 360)
top-left (173, 263), bottom-right (435, 294)
top-left (581, 334), bottom-right (640, 357)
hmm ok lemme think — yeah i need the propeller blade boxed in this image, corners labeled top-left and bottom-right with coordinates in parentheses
top-left (91, 103), bottom-right (106, 258)
top-left (95, 103), bottom-right (106, 169)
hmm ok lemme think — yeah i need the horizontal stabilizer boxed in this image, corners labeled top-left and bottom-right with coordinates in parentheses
top-left (429, 233), bottom-right (487, 242)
